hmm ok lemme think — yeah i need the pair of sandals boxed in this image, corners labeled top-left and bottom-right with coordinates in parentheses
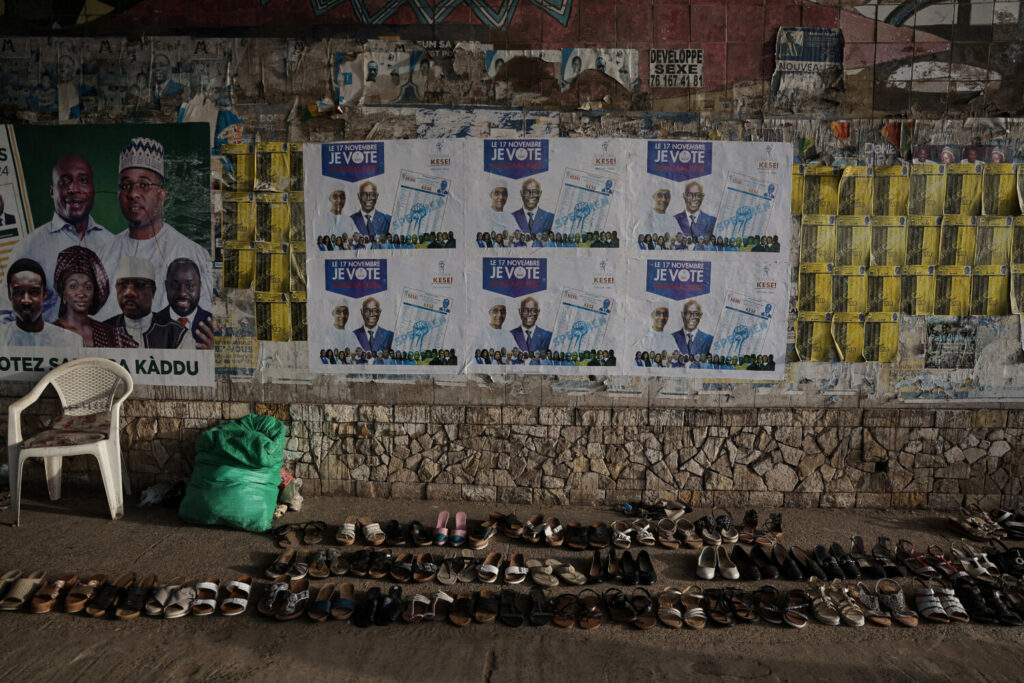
top-left (390, 552), bottom-right (439, 583)
top-left (655, 586), bottom-right (706, 629)
top-left (551, 590), bottom-right (603, 629)
top-left (266, 549), bottom-right (309, 580)
top-left (273, 521), bottom-right (326, 548)
top-left (334, 517), bottom-right (386, 546)
top-left (402, 591), bottom-right (454, 622)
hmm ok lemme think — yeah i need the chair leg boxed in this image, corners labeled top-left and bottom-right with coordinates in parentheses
top-left (8, 448), bottom-right (23, 527)
top-left (42, 455), bottom-right (63, 501)
top-left (94, 445), bottom-right (124, 520)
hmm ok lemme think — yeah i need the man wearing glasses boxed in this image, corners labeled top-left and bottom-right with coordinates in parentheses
top-left (512, 178), bottom-right (554, 235)
top-left (672, 299), bottom-right (713, 357)
top-left (102, 137), bottom-right (212, 322)
top-left (638, 188), bottom-right (678, 237)
top-left (674, 180), bottom-right (716, 240)
top-left (510, 296), bottom-right (551, 352)
top-left (326, 302), bottom-right (359, 352)
top-left (351, 181), bottom-right (391, 238)
top-left (354, 296), bottom-right (393, 352)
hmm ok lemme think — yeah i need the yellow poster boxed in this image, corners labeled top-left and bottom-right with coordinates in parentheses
top-left (256, 192), bottom-right (291, 244)
top-left (870, 215), bottom-right (907, 266)
top-left (836, 215), bottom-right (870, 266)
top-left (802, 166), bottom-right (841, 215)
top-left (901, 265), bottom-right (936, 315)
top-left (976, 216), bottom-right (1013, 266)
top-left (222, 191), bottom-right (256, 242)
top-left (255, 292), bottom-right (291, 341)
top-left (288, 191), bottom-right (305, 242)
top-left (934, 265), bottom-right (972, 315)
top-left (798, 262), bottom-right (834, 313)
top-left (792, 164), bottom-right (805, 216)
top-left (289, 241), bottom-right (307, 293)
top-left (254, 242), bottom-right (290, 294)
top-left (970, 264), bottom-right (1009, 315)
top-left (254, 142), bottom-right (291, 193)
top-left (289, 291), bottom-right (308, 341)
top-left (222, 239), bottom-right (255, 289)
top-left (796, 311), bottom-right (833, 361)
top-left (944, 162), bottom-right (983, 215)
top-left (831, 312), bottom-right (865, 362)
top-left (863, 312), bottom-right (899, 362)
top-left (288, 143), bottom-right (304, 192)
top-left (982, 163), bottom-right (1019, 216)
top-left (1012, 263), bottom-right (1024, 314)
top-left (871, 165), bottom-right (909, 216)
top-left (908, 164), bottom-right (946, 216)
top-left (867, 265), bottom-right (901, 313)
top-left (221, 143), bottom-right (255, 192)
top-left (800, 214), bottom-right (837, 263)
top-left (1013, 216), bottom-right (1024, 264)
top-left (939, 215), bottom-right (977, 266)
top-left (838, 166), bottom-right (873, 216)
top-left (906, 215), bottom-right (941, 265)
top-left (832, 265), bottom-right (867, 313)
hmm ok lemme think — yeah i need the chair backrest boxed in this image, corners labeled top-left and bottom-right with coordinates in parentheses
top-left (46, 358), bottom-right (134, 416)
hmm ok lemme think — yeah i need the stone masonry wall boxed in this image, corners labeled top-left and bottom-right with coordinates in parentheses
top-left (8, 395), bottom-right (1022, 511)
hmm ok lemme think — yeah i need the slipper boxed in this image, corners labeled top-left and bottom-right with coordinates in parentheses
top-left (450, 512), bottom-right (468, 547)
top-left (287, 551), bottom-right (309, 580)
top-left (275, 577), bottom-right (310, 621)
top-left (374, 586), bottom-right (404, 625)
top-left (499, 513), bottom-right (525, 538)
top-left (504, 553), bottom-right (527, 585)
top-left (526, 559), bottom-right (558, 587)
top-left (449, 592), bottom-right (474, 627)
top-left (368, 550), bottom-right (394, 580)
top-left (328, 549), bottom-right (349, 576)
top-left (457, 550), bottom-right (478, 583)
top-left (425, 591), bottom-right (455, 622)
top-left (437, 558), bottom-right (458, 586)
top-left (469, 514), bottom-right (500, 549)
top-left (266, 548), bottom-right (296, 579)
top-left (478, 552), bottom-right (502, 583)
top-left (413, 553), bottom-right (439, 583)
top-left (348, 550), bottom-right (371, 578)
top-left (273, 524), bottom-right (300, 549)
top-left (163, 586), bottom-right (196, 619)
top-left (402, 593), bottom-right (431, 623)
top-left (546, 559), bottom-right (586, 586)
top-left (331, 583), bottom-right (355, 620)
top-left (146, 576), bottom-right (184, 617)
top-left (588, 523), bottom-right (612, 549)
top-left (359, 517), bottom-right (386, 546)
top-left (30, 574), bottom-right (77, 614)
top-left (85, 572), bottom-right (133, 618)
top-left (523, 514), bottom-right (546, 544)
top-left (303, 520), bottom-right (327, 545)
top-left (0, 570), bottom-right (46, 611)
top-left (336, 516), bottom-right (357, 546)
top-left (565, 522), bottom-right (588, 550)
top-left (527, 588), bottom-right (553, 626)
top-left (657, 588), bottom-right (684, 628)
top-left (544, 518), bottom-right (564, 547)
top-left (498, 589), bottom-right (524, 627)
top-left (306, 584), bottom-right (334, 622)
top-left (391, 553), bottom-right (414, 583)
top-left (474, 589), bottom-right (499, 623)
top-left (191, 577), bottom-right (221, 616)
top-left (220, 575), bottom-right (253, 617)
top-left (384, 520), bottom-right (407, 546)
top-left (434, 511), bottom-right (450, 546)
top-left (116, 574), bottom-right (156, 620)
top-left (552, 593), bottom-right (578, 628)
top-left (308, 550), bottom-right (330, 579)
top-left (577, 588), bottom-right (604, 630)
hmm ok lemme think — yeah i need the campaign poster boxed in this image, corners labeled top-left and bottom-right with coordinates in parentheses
top-left (628, 141), bottom-right (791, 255)
top-left (308, 253), bottom-right (461, 374)
top-left (304, 139), bottom-right (462, 252)
top-left (626, 256), bottom-right (788, 379)
top-left (466, 255), bottom-right (622, 374)
top-left (470, 138), bottom-right (627, 250)
top-left (0, 123), bottom-right (214, 385)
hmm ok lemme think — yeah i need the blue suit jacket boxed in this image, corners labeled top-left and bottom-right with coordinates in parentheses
top-left (672, 328), bottom-right (713, 356)
top-left (352, 211), bottom-right (392, 238)
top-left (354, 326), bottom-right (394, 352)
top-left (674, 211), bottom-right (716, 240)
top-left (511, 326), bottom-right (552, 352)
top-left (512, 208), bottom-right (554, 235)
top-left (157, 305), bottom-right (213, 343)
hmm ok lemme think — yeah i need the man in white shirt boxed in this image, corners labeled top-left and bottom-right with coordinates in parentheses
top-left (477, 300), bottom-right (516, 350)
top-left (5, 153), bottom-right (115, 323)
top-left (638, 188), bottom-right (678, 236)
top-left (101, 137), bottom-right (213, 321)
top-left (485, 186), bottom-right (518, 238)
top-left (634, 306), bottom-right (675, 354)
top-left (104, 256), bottom-right (194, 350)
top-left (326, 303), bottom-right (359, 350)
top-left (0, 259), bottom-right (83, 348)
top-left (319, 188), bottom-right (357, 240)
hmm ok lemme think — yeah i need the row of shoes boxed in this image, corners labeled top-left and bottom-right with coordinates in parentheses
top-left (951, 503), bottom-right (1024, 542)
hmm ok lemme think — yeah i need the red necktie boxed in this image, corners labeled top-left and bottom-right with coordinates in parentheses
top-left (179, 317), bottom-right (189, 327)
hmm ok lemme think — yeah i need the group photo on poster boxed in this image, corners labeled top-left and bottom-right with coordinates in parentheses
top-left (627, 255), bottom-right (788, 379)
top-left (628, 141), bottom-right (790, 254)
top-left (307, 253), bottom-right (461, 374)
top-left (0, 122), bottom-right (214, 385)
top-left (303, 139), bottom-right (461, 252)
top-left (471, 138), bottom-right (625, 250)
top-left (465, 255), bottom-right (622, 373)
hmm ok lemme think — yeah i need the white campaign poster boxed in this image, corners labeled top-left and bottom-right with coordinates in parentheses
top-left (304, 139), bottom-right (462, 252)
top-left (465, 254), bottom-right (623, 374)
top-left (469, 138), bottom-right (626, 250)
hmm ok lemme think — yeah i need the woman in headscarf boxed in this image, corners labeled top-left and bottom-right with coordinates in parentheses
top-left (53, 246), bottom-right (138, 348)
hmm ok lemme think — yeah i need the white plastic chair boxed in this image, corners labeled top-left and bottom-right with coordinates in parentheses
top-left (7, 358), bottom-right (134, 525)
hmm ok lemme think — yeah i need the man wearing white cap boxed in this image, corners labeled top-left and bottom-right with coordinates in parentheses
top-left (104, 256), bottom-right (194, 349)
top-left (477, 300), bottom-right (516, 351)
top-left (318, 187), bottom-right (357, 242)
top-left (101, 137), bottom-right (213, 322)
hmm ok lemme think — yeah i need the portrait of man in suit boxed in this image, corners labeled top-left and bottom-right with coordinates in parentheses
top-left (674, 181), bottom-right (716, 240)
top-left (672, 299), bottom-right (713, 357)
top-left (157, 257), bottom-right (214, 349)
top-left (351, 181), bottom-right (391, 237)
top-left (354, 296), bottom-right (393, 352)
top-left (512, 179), bottom-right (554, 235)
top-left (511, 296), bottom-right (552, 352)
top-left (0, 193), bottom-right (15, 227)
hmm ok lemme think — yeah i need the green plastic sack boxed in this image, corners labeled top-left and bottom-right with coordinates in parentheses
top-left (178, 414), bottom-right (286, 532)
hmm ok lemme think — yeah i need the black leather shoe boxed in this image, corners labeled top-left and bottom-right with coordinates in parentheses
top-left (605, 549), bottom-right (622, 582)
top-left (408, 521), bottom-right (432, 546)
top-left (588, 550), bottom-right (604, 584)
top-left (621, 550), bottom-right (638, 585)
top-left (790, 546), bottom-right (827, 581)
top-left (814, 544), bottom-right (845, 580)
top-left (750, 545), bottom-right (780, 579)
top-left (384, 520), bottom-right (406, 546)
top-left (773, 543), bottom-right (803, 581)
top-left (731, 546), bottom-right (761, 581)
top-left (636, 550), bottom-right (656, 585)
top-left (830, 542), bottom-right (862, 579)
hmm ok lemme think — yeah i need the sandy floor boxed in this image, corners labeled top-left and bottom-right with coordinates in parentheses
top-left (3, 484), bottom-right (1024, 682)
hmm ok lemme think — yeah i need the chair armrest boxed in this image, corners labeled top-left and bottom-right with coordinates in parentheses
top-left (7, 379), bottom-right (52, 446)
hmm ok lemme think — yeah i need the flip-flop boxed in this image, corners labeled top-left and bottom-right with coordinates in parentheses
top-left (220, 575), bottom-right (253, 617)
top-left (437, 558), bottom-right (458, 586)
top-left (115, 574), bottom-right (156, 620)
top-left (307, 584), bottom-right (334, 622)
top-left (273, 524), bottom-right (300, 549)
top-left (30, 574), bottom-right (77, 614)
top-left (552, 593), bottom-right (577, 628)
top-left (328, 549), bottom-right (349, 576)
top-left (478, 552), bottom-right (502, 583)
top-left (526, 559), bottom-right (558, 587)
top-left (457, 550), bottom-right (478, 583)
top-left (546, 559), bottom-right (586, 586)
top-left (434, 511), bottom-right (450, 546)
top-left (336, 516), bottom-right (357, 546)
top-left (451, 512), bottom-right (468, 547)
top-left (331, 583), bottom-right (355, 620)
top-left (191, 577), bottom-right (221, 616)
top-left (578, 589), bottom-right (604, 630)
top-left (0, 570), bottom-right (46, 612)
top-left (308, 550), bottom-right (330, 579)
top-left (85, 572), bottom-right (133, 618)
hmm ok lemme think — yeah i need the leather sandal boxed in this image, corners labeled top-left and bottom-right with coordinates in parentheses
top-left (498, 589), bottom-right (524, 627)
top-left (680, 585), bottom-right (707, 629)
top-left (783, 589), bottom-right (810, 629)
top-left (85, 572), bottom-right (133, 618)
top-left (275, 577), bottom-right (310, 621)
top-left (656, 588), bottom-right (684, 628)
top-left (29, 574), bottom-right (76, 614)
top-left (474, 589), bottom-right (499, 623)
top-left (448, 592), bottom-right (474, 627)
top-left (544, 517), bottom-right (565, 547)
top-left (577, 589), bottom-right (603, 629)
top-left (527, 588), bottom-right (553, 626)
top-left (604, 588), bottom-right (637, 623)
top-left (630, 588), bottom-right (657, 629)
top-left (551, 593), bottom-right (577, 628)
top-left (876, 578), bottom-right (918, 627)
top-left (65, 574), bottom-right (105, 614)
top-left (116, 574), bottom-right (156, 620)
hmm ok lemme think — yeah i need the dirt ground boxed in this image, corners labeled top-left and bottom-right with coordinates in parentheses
top-left (2, 484), bottom-right (1024, 683)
